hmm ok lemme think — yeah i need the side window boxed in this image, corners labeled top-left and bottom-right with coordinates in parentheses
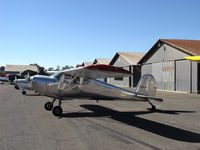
top-left (114, 77), bottom-right (123, 81)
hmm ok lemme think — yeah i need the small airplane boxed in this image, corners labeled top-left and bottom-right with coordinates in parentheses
top-left (0, 76), bottom-right (9, 84)
top-left (14, 77), bottom-right (33, 95)
top-left (13, 71), bottom-right (57, 95)
top-left (185, 56), bottom-right (200, 62)
top-left (31, 64), bottom-right (163, 116)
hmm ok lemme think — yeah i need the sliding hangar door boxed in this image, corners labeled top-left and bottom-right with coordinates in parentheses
top-left (142, 60), bottom-right (199, 93)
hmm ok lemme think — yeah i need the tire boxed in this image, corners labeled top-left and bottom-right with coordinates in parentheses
top-left (15, 85), bottom-right (19, 89)
top-left (52, 106), bottom-right (63, 116)
top-left (22, 91), bottom-right (26, 95)
top-left (44, 102), bottom-right (53, 111)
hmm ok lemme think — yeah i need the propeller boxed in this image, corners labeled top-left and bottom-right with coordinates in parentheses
top-left (58, 73), bottom-right (66, 91)
top-left (27, 73), bottom-right (31, 81)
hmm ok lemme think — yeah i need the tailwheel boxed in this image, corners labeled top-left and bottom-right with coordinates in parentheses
top-left (44, 101), bottom-right (53, 111)
top-left (52, 106), bottom-right (63, 116)
top-left (147, 100), bottom-right (156, 111)
top-left (150, 105), bottom-right (156, 110)
top-left (22, 91), bottom-right (26, 95)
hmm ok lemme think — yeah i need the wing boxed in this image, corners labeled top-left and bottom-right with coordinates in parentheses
top-left (61, 64), bottom-right (131, 78)
top-left (185, 56), bottom-right (200, 62)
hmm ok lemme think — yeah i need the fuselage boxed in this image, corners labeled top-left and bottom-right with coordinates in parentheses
top-left (0, 77), bottom-right (9, 82)
top-left (31, 75), bottom-right (146, 101)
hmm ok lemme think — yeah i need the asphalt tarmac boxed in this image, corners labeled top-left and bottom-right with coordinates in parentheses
top-left (0, 83), bottom-right (199, 150)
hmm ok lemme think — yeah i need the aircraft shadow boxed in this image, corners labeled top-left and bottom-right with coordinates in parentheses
top-left (62, 104), bottom-right (200, 143)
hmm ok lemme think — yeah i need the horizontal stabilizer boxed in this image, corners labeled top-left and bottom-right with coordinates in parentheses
top-left (136, 94), bottom-right (163, 102)
top-left (148, 97), bottom-right (163, 102)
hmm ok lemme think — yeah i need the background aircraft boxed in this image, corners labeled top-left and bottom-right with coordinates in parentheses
top-left (0, 76), bottom-right (9, 84)
top-left (185, 56), bottom-right (200, 62)
top-left (14, 77), bottom-right (33, 95)
top-left (13, 71), bottom-right (56, 95)
top-left (31, 64), bottom-right (163, 117)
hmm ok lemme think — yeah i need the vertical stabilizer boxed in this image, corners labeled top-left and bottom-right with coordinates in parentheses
top-left (135, 74), bottom-right (157, 97)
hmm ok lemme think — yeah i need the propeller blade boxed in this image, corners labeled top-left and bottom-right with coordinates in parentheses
top-left (58, 74), bottom-right (65, 90)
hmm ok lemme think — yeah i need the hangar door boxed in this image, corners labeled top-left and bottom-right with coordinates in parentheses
top-left (152, 63), bottom-right (163, 90)
top-left (163, 61), bottom-right (175, 91)
top-left (152, 61), bottom-right (175, 91)
top-left (176, 60), bottom-right (190, 92)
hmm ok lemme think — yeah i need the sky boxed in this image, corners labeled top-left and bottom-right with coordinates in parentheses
top-left (0, 0), bottom-right (200, 69)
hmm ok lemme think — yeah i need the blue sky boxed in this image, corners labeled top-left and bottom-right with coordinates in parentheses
top-left (0, 0), bottom-right (200, 68)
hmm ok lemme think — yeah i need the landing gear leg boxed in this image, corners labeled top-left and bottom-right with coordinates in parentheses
top-left (44, 98), bottom-right (56, 111)
top-left (147, 100), bottom-right (156, 111)
top-left (52, 99), bottom-right (63, 116)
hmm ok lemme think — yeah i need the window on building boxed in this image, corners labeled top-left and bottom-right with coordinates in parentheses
top-left (114, 77), bottom-right (123, 81)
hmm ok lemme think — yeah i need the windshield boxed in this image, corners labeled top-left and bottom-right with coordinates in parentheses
top-left (51, 72), bottom-right (62, 80)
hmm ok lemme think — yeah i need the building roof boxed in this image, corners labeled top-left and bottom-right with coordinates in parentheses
top-left (110, 52), bottom-right (145, 66)
top-left (82, 62), bottom-right (93, 66)
top-left (93, 58), bottom-right (111, 65)
top-left (76, 64), bottom-right (82, 68)
top-left (161, 39), bottom-right (200, 56)
top-left (138, 39), bottom-right (200, 64)
top-left (5, 65), bottom-right (39, 73)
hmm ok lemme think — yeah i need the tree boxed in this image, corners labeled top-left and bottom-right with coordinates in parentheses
top-left (30, 63), bottom-right (48, 75)
top-left (48, 67), bottom-right (54, 71)
top-left (62, 65), bottom-right (74, 70)
top-left (55, 66), bottom-right (60, 71)
top-left (0, 66), bottom-right (5, 71)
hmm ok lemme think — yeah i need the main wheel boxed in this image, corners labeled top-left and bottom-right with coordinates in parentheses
top-left (44, 102), bottom-right (53, 111)
top-left (22, 91), bottom-right (26, 95)
top-left (52, 106), bottom-right (63, 116)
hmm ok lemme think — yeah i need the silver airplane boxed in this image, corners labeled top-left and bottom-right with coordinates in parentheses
top-left (31, 64), bottom-right (163, 116)
top-left (13, 72), bottom-right (55, 95)
top-left (14, 77), bottom-right (33, 95)
top-left (0, 76), bottom-right (9, 84)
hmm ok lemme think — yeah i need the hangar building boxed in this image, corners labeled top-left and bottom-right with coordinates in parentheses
top-left (93, 58), bottom-right (111, 65)
top-left (5, 65), bottom-right (39, 75)
top-left (93, 58), bottom-right (111, 82)
top-left (138, 39), bottom-right (200, 93)
top-left (81, 62), bottom-right (93, 66)
top-left (107, 52), bottom-right (145, 87)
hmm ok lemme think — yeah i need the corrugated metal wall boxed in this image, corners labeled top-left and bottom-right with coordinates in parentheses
top-left (192, 62), bottom-right (198, 93)
top-left (142, 64), bottom-right (152, 75)
top-left (176, 60), bottom-right (191, 92)
top-left (198, 63), bottom-right (200, 93)
top-left (152, 63), bottom-right (163, 90)
top-left (142, 61), bottom-right (175, 91)
top-left (107, 66), bottom-right (130, 87)
top-left (163, 61), bottom-right (175, 91)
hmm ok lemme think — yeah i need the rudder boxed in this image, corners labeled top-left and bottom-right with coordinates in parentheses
top-left (135, 74), bottom-right (157, 97)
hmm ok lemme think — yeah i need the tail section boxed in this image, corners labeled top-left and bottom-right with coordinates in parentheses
top-left (135, 74), bottom-right (157, 97)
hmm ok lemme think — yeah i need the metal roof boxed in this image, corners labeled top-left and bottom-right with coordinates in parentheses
top-left (138, 39), bottom-right (200, 64)
top-left (110, 52), bottom-right (145, 66)
top-left (93, 58), bottom-right (111, 65)
top-left (76, 64), bottom-right (82, 68)
top-left (5, 65), bottom-right (39, 73)
top-left (82, 62), bottom-right (93, 66)
top-left (161, 39), bottom-right (200, 55)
